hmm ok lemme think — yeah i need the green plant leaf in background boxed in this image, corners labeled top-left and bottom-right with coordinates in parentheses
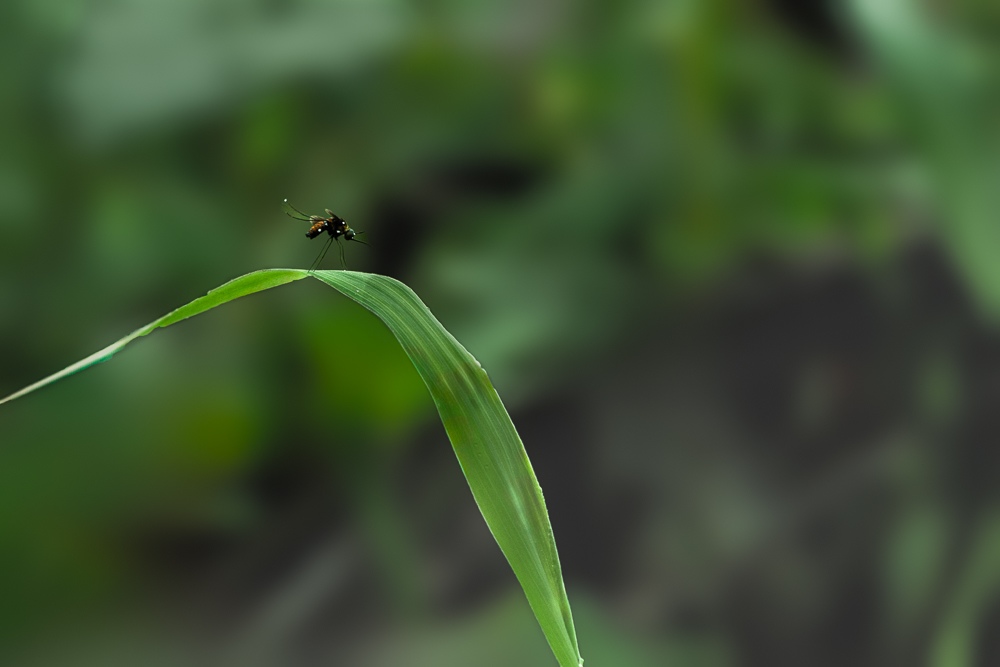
top-left (848, 0), bottom-right (1000, 319)
top-left (0, 268), bottom-right (583, 667)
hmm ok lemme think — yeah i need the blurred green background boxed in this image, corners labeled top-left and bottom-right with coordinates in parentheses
top-left (2, 0), bottom-right (1000, 665)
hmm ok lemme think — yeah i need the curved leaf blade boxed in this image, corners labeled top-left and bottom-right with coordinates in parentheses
top-left (0, 269), bottom-right (308, 406)
top-left (311, 269), bottom-right (582, 667)
top-left (0, 268), bottom-right (583, 667)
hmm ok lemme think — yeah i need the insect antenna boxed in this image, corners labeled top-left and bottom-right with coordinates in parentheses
top-left (351, 231), bottom-right (371, 247)
top-left (283, 198), bottom-right (314, 222)
top-left (309, 235), bottom-right (335, 272)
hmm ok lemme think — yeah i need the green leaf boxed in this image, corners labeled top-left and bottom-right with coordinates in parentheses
top-left (311, 269), bottom-right (582, 667)
top-left (848, 0), bottom-right (1000, 318)
top-left (1, 268), bottom-right (583, 667)
top-left (0, 269), bottom-right (309, 406)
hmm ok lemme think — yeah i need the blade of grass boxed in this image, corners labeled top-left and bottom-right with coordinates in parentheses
top-left (0, 268), bottom-right (583, 667)
top-left (311, 269), bottom-right (582, 667)
top-left (0, 269), bottom-right (309, 406)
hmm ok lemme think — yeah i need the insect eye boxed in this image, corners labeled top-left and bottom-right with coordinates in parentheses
top-left (345, 230), bottom-right (355, 240)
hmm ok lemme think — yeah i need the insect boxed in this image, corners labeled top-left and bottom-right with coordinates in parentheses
top-left (283, 199), bottom-right (368, 270)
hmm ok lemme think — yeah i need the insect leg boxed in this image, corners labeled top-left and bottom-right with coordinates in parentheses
top-left (309, 235), bottom-right (335, 272)
top-left (337, 236), bottom-right (347, 269)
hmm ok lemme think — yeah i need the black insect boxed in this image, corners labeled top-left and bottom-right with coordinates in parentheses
top-left (283, 199), bottom-right (368, 270)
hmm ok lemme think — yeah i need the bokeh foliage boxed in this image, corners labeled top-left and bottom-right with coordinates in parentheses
top-left (2, 0), bottom-right (1000, 665)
